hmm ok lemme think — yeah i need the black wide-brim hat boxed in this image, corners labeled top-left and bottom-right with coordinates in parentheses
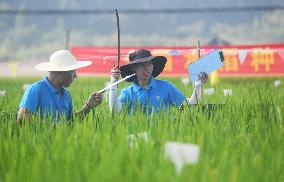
top-left (120, 49), bottom-right (167, 82)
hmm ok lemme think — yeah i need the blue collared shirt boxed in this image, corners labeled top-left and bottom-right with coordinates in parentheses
top-left (118, 77), bottom-right (185, 114)
top-left (19, 77), bottom-right (73, 122)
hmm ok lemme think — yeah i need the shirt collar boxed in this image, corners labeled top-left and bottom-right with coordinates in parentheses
top-left (149, 77), bottom-right (158, 88)
top-left (132, 76), bottom-right (157, 92)
top-left (44, 76), bottom-right (64, 95)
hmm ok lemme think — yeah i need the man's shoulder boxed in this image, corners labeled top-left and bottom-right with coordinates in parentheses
top-left (26, 79), bottom-right (46, 91)
top-left (19, 79), bottom-right (45, 109)
top-left (121, 84), bottom-right (134, 92)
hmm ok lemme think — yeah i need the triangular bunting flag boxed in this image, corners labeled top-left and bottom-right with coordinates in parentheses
top-left (210, 70), bottom-right (219, 86)
top-left (169, 50), bottom-right (181, 56)
top-left (277, 50), bottom-right (284, 61)
top-left (6, 61), bottom-right (19, 78)
top-left (238, 50), bottom-right (248, 65)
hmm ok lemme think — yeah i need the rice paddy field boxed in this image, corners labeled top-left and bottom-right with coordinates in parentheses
top-left (0, 76), bottom-right (284, 181)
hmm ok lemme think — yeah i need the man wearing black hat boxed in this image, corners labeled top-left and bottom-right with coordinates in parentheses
top-left (109, 49), bottom-right (208, 114)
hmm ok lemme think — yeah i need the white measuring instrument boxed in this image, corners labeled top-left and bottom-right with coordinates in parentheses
top-left (97, 73), bottom-right (136, 94)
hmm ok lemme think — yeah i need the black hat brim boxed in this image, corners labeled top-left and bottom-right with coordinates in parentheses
top-left (120, 56), bottom-right (167, 82)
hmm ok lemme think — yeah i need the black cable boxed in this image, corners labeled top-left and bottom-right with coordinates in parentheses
top-left (0, 6), bottom-right (283, 15)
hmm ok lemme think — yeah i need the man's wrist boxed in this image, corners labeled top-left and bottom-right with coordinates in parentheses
top-left (194, 80), bottom-right (202, 88)
top-left (111, 76), bottom-right (118, 83)
top-left (85, 101), bottom-right (92, 110)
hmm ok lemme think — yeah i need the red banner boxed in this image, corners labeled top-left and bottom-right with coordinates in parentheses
top-left (71, 44), bottom-right (284, 76)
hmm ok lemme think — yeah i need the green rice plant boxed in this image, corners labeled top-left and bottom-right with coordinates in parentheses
top-left (0, 77), bottom-right (283, 181)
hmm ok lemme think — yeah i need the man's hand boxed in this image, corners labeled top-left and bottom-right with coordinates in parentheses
top-left (198, 72), bottom-right (208, 84)
top-left (76, 92), bottom-right (102, 120)
top-left (86, 92), bottom-right (102, 108)
top-left (17, 108), bottom-right (32, 125)
top-left (111, 65), bottom-right (121, 80)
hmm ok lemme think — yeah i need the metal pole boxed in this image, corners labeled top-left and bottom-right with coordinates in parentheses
top-left (195, 40), bottom-right (204, 104)
top-left (115, 9), bottom-right (120, 68)
top-left (197, 40), bottom-right (201, 58)
top-left (65, 29), bottom-right (70, 50)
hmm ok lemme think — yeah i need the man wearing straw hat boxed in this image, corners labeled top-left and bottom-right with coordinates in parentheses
top-left (17, 50), bottom-right (102, 124)
top-left (109, 49), bottom-right (208, 114)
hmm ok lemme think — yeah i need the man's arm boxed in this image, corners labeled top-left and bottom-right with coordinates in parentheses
top-left (186, 80), bottom-right (202, 105)
top-left (75, 92), bottom-right (102, 120)
top-left (17, 108), bottom-right (32, 125)
top-left (17, 83), bottom-right (40, 124)
top-left (109, 65), bottom-right (122, 113)
top-left (184, 72), bottom-right (208, 106)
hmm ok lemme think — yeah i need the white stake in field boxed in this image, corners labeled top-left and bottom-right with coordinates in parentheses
top-left (181, 77), bottom-right (190, 85)
top-left (223, 89), bottom-right (232, 97)
top-left (165, 142), bottom-right (200, 173)
top-left (0, 90), bottom-right (7, 97)
top-left (204, 88), bottom-right (215, 95)
top-left (127, 132), bottom-right (149, 148)
top-left (274, 80), bottom-right (281, 87)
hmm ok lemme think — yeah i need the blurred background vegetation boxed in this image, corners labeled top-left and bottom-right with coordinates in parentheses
top-left (0, 0), bottom-right (284, 60)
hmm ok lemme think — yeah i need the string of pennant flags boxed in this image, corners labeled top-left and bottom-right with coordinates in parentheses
top-left (76, 48), bottom-right (284, 58)
top-left (165, 48), bottom-right (284, 65)
top-left (76, 48), bottom-right (284, 65)
top-left (73, 46), bottom-right (284, 76)
top-left (5, 61), bottom-right (19, 78)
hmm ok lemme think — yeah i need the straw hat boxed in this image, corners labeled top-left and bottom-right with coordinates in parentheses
top-left (35, 50), bottom-right (92, 71)
top-left (120, 49), bottom-right (167, 82)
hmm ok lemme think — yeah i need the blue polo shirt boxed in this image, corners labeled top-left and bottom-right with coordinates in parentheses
top-left (19, 77), bottom-right (73, 122)
top-left (118, 77), bottom-right (185, 114)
